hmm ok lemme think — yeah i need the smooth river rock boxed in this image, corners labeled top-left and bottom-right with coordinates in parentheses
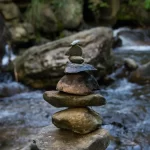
top-left (43, 91), bottom-right (106, 107)
top-left (22, 125), bottom-right (110, 150)
top-left (66, 45), bottom-right (82, 56)
top-left (69, 56), bottom-right (84, 64)
top-left (57, 73), bottom-right (100, 95)
top-left (124, 58), bottom-right (138, 71)
top-left (52, 108), bottom-right (102, 134)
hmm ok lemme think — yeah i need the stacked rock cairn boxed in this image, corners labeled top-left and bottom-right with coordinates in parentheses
top-left (43, 40), bottom-right (107, 135)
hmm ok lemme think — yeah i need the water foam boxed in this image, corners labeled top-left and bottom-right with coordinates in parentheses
top-left (2, 44), bottom-right (16, 66)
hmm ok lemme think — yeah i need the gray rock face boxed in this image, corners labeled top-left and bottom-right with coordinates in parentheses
top-left (14, 27), bottom-right (114, 88)
top-left (22, 125), bottom-right (110, 150)
top-left (52, 108), bottom-right (102, 134)
top-left (56, 72), bottom-right (100, 95)
top-left (43, 91), bottom-right (106, 107)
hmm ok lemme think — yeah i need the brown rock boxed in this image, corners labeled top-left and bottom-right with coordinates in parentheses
top-left (52, 108), bottom-right (102, 134)
top-left (129, 61), bottom-right (150, 84)
top-left (69, 56), bottom-right (84, 64)
top-left (57, 72), bottom-right (100, 95)
top-left (22, 125), bottom-right (110, 150)
top-left (43, 91), bottom-right (106, 107)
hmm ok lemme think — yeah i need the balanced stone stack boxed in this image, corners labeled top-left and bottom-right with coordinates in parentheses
top-left (43, 40), bottom-right (108, 135)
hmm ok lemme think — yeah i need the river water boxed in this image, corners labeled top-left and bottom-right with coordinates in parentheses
top-left (0, 28), bottom-right (150, 150)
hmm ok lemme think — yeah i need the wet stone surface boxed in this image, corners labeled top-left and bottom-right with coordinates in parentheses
top-left (65, 63), bottom-right (97, 73)
top-left (43, 91), bottom-right (106, 107)
top-left (52, 108), bottom-right (102, 134)
top-left (69, 56), bottom-right (84, 64)
top-left (57, 72), bottom-right (100, 95)
top-left (0, 44), bottom-right (150, 149)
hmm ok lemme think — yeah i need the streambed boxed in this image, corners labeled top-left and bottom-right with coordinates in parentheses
top-left (0, 28), bottom-right (150, 150)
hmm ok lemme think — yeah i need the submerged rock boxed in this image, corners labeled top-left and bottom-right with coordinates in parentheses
top-left (22, 125), bottom-right (110, 150)
top-left (56, 72), bottom-right (99, 95)
top-left (52, 108), bottom-right (102, 134)
top-left (43, 91), bottom-right (106, 107)
top-left (14, 27), bottom-right (114, 88)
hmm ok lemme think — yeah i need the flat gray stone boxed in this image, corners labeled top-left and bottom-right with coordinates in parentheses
top-left (65, 63), bottom-right (97, 73)
top-left (43, 91), bottom-right (106, 107)
top-left (22, 125), bottom-right (110, 150)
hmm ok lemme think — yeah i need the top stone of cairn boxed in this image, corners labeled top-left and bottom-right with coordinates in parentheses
top-left (66, 40), bottom-right (84, 64)
top-left (65, 40), bottom-right (97, 72)
top-left (66, 40), bottom-right (82, 56)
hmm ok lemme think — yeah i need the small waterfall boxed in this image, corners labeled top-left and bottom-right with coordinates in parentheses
top-left (113, 27), bottom-right (150, 51)
top-left (2, 44), bottom-right (16, 66)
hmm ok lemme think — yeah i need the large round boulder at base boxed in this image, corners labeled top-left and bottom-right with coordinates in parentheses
top-left (14, 27), bottom-right (114, 88)
top-left (22, 125), bottom-right (110, 150)
top-left (52, 108), bottom-right (102, 134)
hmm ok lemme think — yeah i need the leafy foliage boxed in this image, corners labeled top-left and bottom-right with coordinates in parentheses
top-left (88, 0), bottom-right (109, 13)
top-left (88, 0), bottom-right (109, 21)
top-left (145, 0), bottom-right (150, 10)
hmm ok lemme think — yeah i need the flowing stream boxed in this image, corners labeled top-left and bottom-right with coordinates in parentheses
top-left (0, 28), bottom-right (150, 150)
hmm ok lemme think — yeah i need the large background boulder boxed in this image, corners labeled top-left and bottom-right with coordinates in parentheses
top-left (53, 0), bottom-right (83, 29)
top-left (14, 27), bottom-right (114, 88)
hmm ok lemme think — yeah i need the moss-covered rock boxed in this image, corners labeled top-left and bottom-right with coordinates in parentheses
top-left (52, 0), bottom-right (83, 29)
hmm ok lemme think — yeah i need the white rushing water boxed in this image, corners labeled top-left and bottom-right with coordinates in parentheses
top-left (114, 45), bottom-right (150, 51)
top-left (113, 27), bottom-right (150, 51)
top-left (2, 44), bottom-right (16, 66)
